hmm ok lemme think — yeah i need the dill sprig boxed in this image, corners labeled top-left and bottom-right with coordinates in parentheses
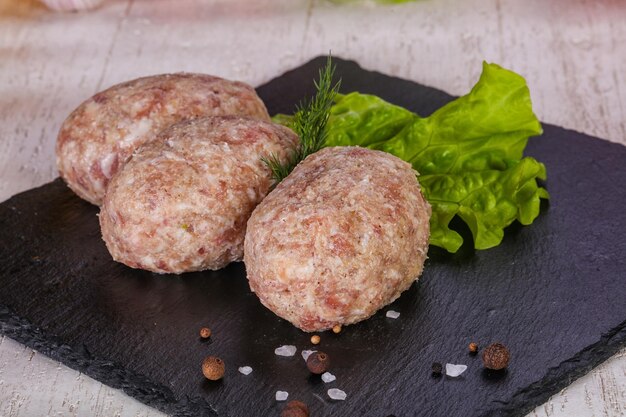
top-left (263, 56), bottom-right (341, 184)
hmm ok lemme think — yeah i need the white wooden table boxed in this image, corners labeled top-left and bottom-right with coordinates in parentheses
top-left (1, 0), bottom-right (624, 416)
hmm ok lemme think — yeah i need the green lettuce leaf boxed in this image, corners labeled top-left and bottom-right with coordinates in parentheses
top-left (421, 157), bottom-right (548, 252)
top-left (273, 62), bottom-right (549, 252)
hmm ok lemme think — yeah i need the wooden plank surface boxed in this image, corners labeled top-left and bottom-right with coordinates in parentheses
top-left (0, 0), bottom-right (624, 416)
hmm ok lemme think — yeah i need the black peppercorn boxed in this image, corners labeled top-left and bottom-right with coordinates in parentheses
top-left (306, 351), bottom-right (330, 374)
top-left (431, 362), bottom-right (443, 377)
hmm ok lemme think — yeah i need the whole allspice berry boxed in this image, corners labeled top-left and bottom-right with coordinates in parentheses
top-left (202, 356), bottom-right (225, 380)
top-left (281, 400), bottom-right (309, 417)
top-left (482, 343), bottom-right (510, 370)
top-left (199, 327), bottom-right (212, 339)
top-left (306, 351), bottom-right (330, 374)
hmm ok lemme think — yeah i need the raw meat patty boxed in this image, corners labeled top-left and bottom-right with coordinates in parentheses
top-left (99, 116), bottom-right (298, 274)
top-left (57, 73), bottom-right (270, 205)
top-left (244, 147), bottom-right (431, 332)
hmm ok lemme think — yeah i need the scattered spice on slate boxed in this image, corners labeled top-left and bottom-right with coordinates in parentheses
top-left (332, 324), bottom-right (342, 334)
top-left (306, 351), bottom-right (330, 374)
top-left (281, 407), bottom-right (308, 417)
top-left (386, 310), bottom-right (401, 319)
top-left (199, 327), bottom-right (212, 339)
top-left (310, 335), bottom-right (321, 345)
top-left (445, 363), bottom-right (468, 377)
top-left (276, 391), bottom-right (289, 401)
top-left (327, 388), bottom-right (347, 400)
top-left (321, 371), bottom-right (336, 383)
top-left (275, 345), bottom-right (297, 357)
top-left (238, 366), bottom-right (253, 375)
top-left (301, 349), bottom-right (316, 362)
top-left (469, 342), bottom-right (478, 354)
top-left (202, 356), bottom-right (225, 380)
top-left (482, 343), bottom-right (510, 370)
top-left (281, 400), bottom-right (310, 417)
top-left (431, 362), bottom-right (443, 377)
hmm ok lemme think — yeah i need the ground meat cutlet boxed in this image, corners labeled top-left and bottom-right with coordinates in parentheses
top-left (57, 73), bottom-right (270, 205)
top-left (244, 146), bottom-right (431, 332)
top-left (99, 116), bottom-right (298, 274)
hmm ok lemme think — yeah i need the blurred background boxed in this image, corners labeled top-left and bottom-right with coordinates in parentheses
top-left (0, 0), bottom-right (624, 416)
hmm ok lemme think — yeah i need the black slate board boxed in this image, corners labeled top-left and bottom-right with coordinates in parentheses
top-left (1, 57), bottom-right (625, 417)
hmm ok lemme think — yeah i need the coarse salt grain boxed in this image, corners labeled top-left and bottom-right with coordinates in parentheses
top-left (386, 310), bottom-right (401, 319)
top-left (275, 391), bottom-right (289, 401)
top-left (327, 388), bottom-right (347, 400)
top-left (238, 366), bottom-right (253, 375)
top-left (274, 345), bottom-right (297, 357)
top-left (301, 349), bottom-right (316, 361)
top-left (445, 363), bottom-right (468, 377)
top-left (321, 372), bottom-right (336, 383)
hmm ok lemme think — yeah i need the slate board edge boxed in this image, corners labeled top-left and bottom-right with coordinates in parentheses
top-left (0, 304), bottom-right (216, 417)
top-left (2, 261), bottom-right (625, 417)
top-left (0, 56), bottom-right (624, 417)
top-left (493, 319), bottom-right (626, 417)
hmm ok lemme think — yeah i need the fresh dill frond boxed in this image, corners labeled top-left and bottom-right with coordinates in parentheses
top-left (263, 55), bottom-right (341, 184)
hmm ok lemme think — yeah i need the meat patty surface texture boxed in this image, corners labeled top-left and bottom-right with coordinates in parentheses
top-left (100, 116), bottom-right (298, 274)
top-left (244, 146), bottom-right (431, 332)
top-left (57, 73), bottom-right (270, 205)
